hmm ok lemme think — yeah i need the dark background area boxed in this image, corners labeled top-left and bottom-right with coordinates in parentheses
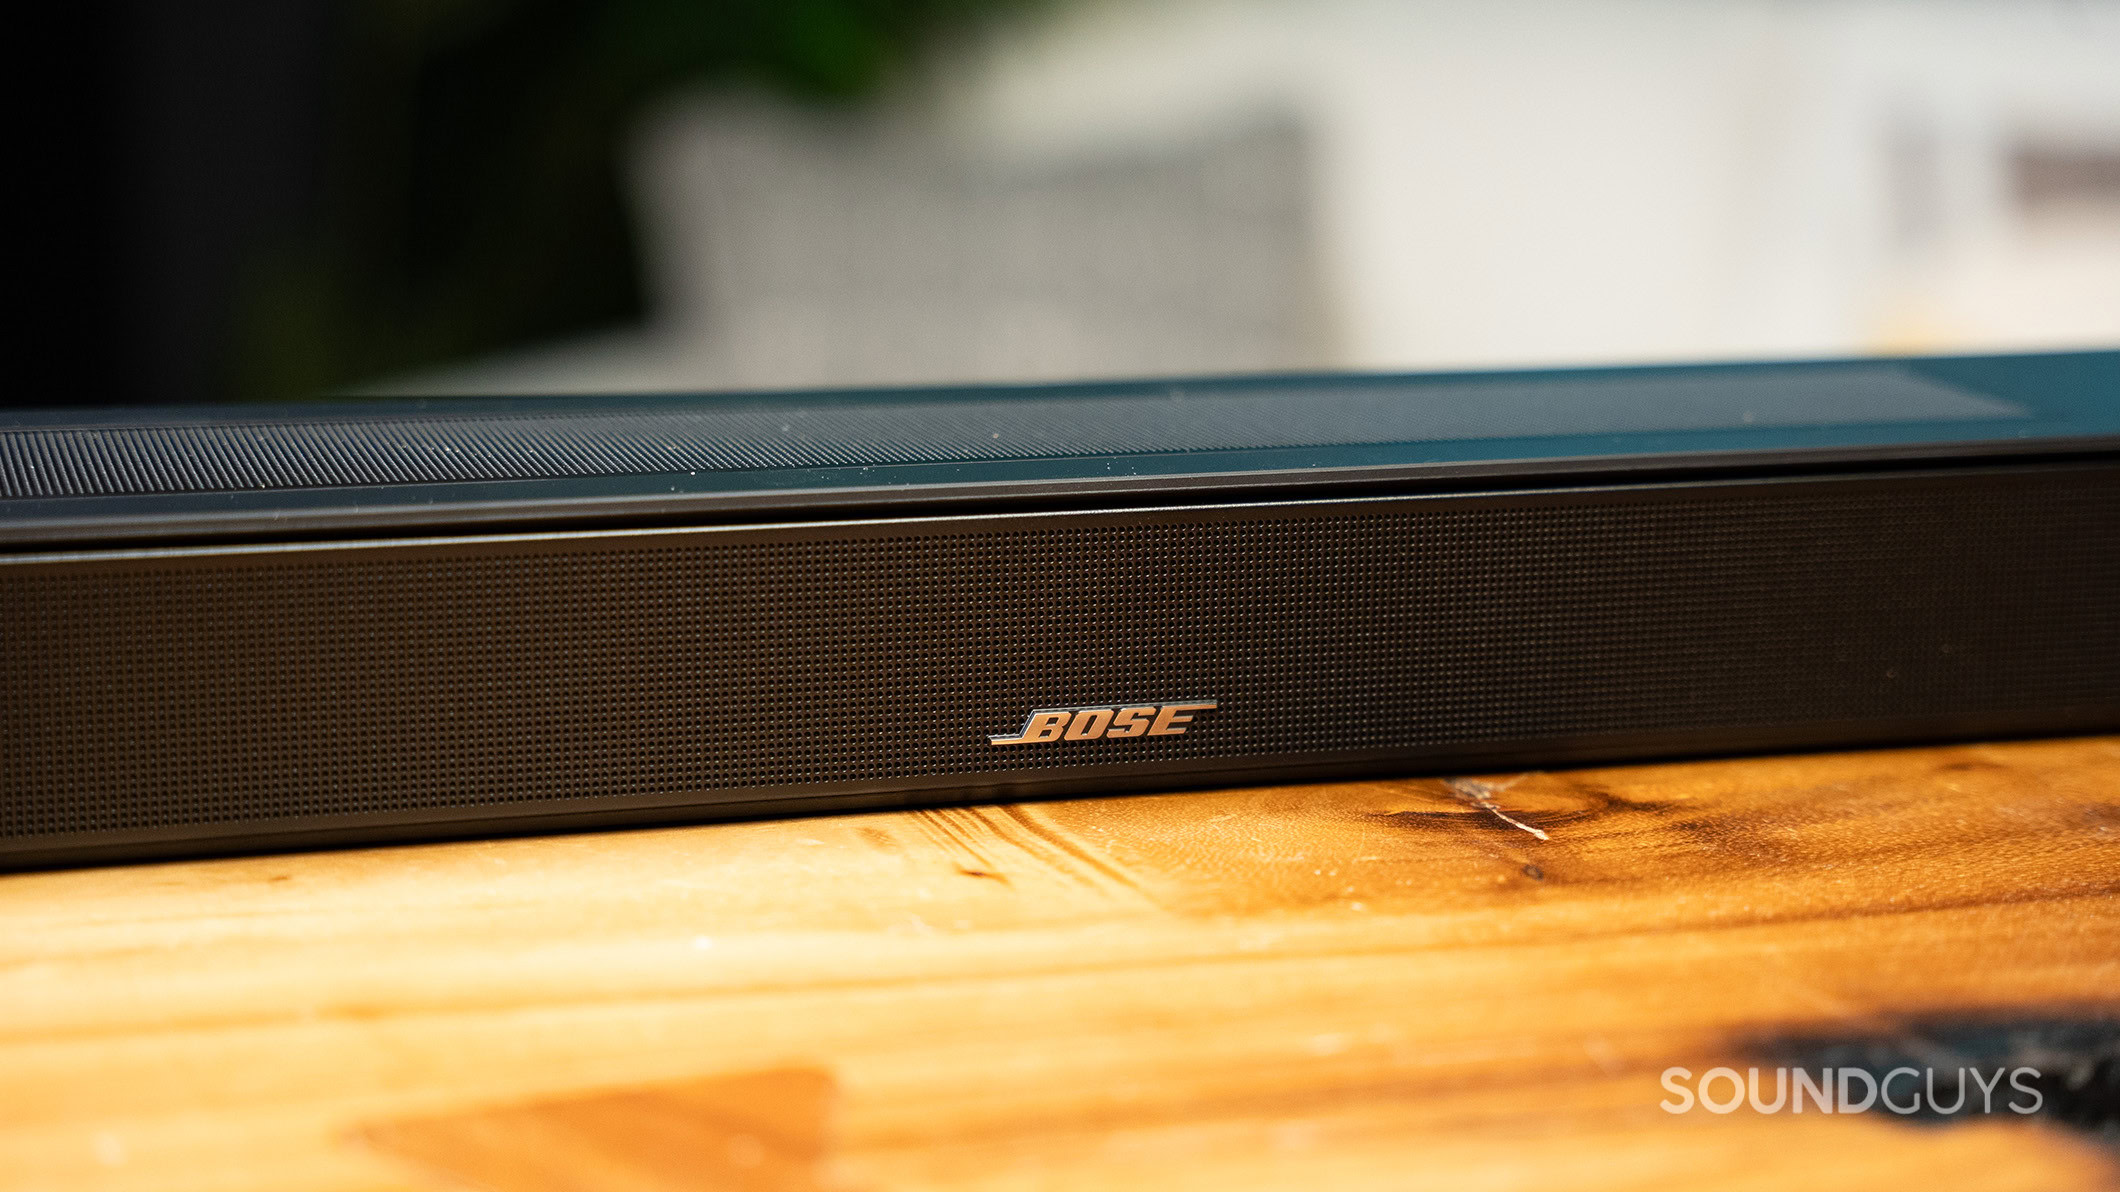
top-left (12, 1), bottom-right (1034, 409)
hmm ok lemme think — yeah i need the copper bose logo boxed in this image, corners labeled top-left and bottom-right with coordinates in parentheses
top-left (988, 701), bottom-right (1219, 746)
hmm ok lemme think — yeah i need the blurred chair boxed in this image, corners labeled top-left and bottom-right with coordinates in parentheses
top-left (383, 99), bottom-right (1329, 394)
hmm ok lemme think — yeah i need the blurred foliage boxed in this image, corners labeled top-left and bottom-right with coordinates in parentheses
top-left (234, 0), bottom-right (1046, 400)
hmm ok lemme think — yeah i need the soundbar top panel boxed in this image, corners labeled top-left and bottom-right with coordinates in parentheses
top-left (5, 349), bottom-right (2116, 545)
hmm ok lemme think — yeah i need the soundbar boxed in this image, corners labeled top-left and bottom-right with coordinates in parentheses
top-left (5, 350), bottom-right (2118, 868)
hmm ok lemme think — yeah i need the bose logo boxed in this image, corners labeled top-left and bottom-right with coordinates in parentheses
top-left (988, 701), bottom-right (1219, 746)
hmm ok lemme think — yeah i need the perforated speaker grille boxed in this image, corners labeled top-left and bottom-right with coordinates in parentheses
top-left (4, 468), bottom-right (2116, 853)
top-left (0, 365), bottom-right (2019, 498)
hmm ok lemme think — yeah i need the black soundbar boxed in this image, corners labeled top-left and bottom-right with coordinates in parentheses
top-left (5, 350), bottom-right (2117, 868)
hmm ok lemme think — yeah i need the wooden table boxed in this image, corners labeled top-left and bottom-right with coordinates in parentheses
top-left (4, 738), bottom-right (2117, 1191)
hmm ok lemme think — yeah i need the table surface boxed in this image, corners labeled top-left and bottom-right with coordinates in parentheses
top-left (4, 737), bottom-right (2117, 1191)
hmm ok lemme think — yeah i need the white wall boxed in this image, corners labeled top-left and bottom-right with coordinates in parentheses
top-left (946, 0), bottom-right (2120, 369)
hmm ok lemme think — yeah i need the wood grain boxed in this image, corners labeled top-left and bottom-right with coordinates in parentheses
top-left (2, 737), bottom-right (2117, 1191)
top-left (362, 1068), bottom-right (838, 1192)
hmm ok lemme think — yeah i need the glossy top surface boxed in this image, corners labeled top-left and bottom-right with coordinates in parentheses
top-left (4, 349), bottom-right (2115, 545)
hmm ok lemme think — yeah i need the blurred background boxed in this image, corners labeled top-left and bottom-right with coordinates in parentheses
top-left (19, 0), bottom-right (2120, 408)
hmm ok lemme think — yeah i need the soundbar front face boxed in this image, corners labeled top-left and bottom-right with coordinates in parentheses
top-left (4, 351), bottom-right (2117, 867)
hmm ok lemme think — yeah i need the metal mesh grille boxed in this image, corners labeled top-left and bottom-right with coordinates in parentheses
top-left (0, 367), bottom-right (2019, 499)
top-left (4, 469), bottom-right (2115, 846)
